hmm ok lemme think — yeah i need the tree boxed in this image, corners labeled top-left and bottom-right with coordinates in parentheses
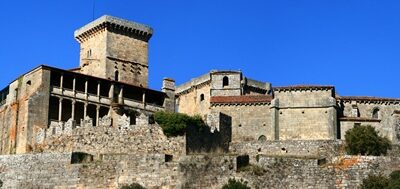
top-left (222, 179), bottom-right (251, 189)
top-left (154, 111), bottom-right (205, 137)
top-left (345, 125), bottom-right (391, 156)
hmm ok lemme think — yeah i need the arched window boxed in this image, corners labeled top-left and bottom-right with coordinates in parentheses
top-left (200, 94), bottom-right (205, 101)
top-left (222, 76), bottom-right (229, 87)
top-left (115, 71), bottom-right (119, 81)
top-left (258, 135), bottom-right (267, 142)
top-left (372, 108), bottom-right (379, 119)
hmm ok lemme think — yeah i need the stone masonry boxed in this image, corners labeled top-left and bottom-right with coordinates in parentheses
top-left (0, 15), bottom-right (400, 189)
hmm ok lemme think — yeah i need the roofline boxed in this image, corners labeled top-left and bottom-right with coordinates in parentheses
top-left (5, 64), bottom-right (165, 96)
top-left (337, 96), bottom-right (400, 102)
top-left (273, 85), bottom-right (335, 91)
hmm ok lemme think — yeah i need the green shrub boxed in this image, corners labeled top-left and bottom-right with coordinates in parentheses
top-left (361, 171), bottom-right (400, 189)
top-left (154, 111), bottom-right (205, 137)
top-left (361, 173), bottom-right (389, 189)
top-left (345, 125), bottom-right (391, 156)
top-left (222, 178), bottom-right (251, 189)
top-left (119, 183), bottom-right (146, 189)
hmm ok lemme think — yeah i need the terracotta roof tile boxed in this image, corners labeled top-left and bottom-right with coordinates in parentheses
top-left (210, 95), bottom-right (272, 104)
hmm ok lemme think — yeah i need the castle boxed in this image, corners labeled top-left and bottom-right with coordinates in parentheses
top-left (175, 70), bottom-right (400, 143)
top-left (0, 15), bottom-right (399, 188)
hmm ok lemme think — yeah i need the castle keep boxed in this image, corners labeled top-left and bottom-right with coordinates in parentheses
top-left (0, 15), bottom-right (175, 155)
top-left (0, 15), bottom-right (399, 188)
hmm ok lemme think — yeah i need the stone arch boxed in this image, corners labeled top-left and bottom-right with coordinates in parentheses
top-left (115, 70), bottom-right (119, 81)
top-left (200, 94), bottom-right (205, 101)
top-left (258, 135), bottom-right (267, 142)
top-left (222, 76), bottom-right (229, 87)
top-left (372, 108), bottom-right (380, 119)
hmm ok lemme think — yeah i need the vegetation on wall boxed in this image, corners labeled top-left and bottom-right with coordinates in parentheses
top-left (345, 125), bottom-right (391, 156)
top-left (154, 111), bottom-right (205, 137)
top-left (361, 170), bottom-right (400, 189)
top-left (222, 178), bottom-right (251, 189)
top-left (119, 183), bottom-right (146, 189)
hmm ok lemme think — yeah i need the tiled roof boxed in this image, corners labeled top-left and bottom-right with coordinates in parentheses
top-left (210, 95), bottom-right (272, 104)
top-left (274, 85), bottom-right (334, 91)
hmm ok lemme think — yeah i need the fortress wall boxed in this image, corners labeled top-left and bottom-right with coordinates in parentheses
top-left (0, 152), bottom-right (399, 188)
top-left (230, 140), bottom-right (341, 162)
top-left (0, 153), bottom-right (80, 188)
top-left (211, 104), bottom-right (272, 142)
top-left (179, 154), bottom-right (400, 189)
top-left (35, 123), bottom-right (185, 157)
top-left (177, 83), bottom-right (211, 117)
top-left (274, 89), bottom-right (336, 140)
top-left (278, 107), bottom-right (336, 140)
top-left (0, 68), bottom-right (50, 154)
top-left (0, 153), bottom-right (182, 189)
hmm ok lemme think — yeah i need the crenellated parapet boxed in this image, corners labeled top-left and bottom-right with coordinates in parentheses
top-left (74, 15), bottom-right (153, 43)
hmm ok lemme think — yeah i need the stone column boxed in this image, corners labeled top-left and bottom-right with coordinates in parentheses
top-left (58, 98), bottom-right (63, 122)
top-left (96, 105), bottom-right (100, 127)
top-left (118, 86), bottom-right (124, 105)
top-left (84, 79), bottom-right (88, 101)
top-left (142, 91), bottom-right (146, 108)
top-left (72, 77), bottom-right (76, 97)
top-left (71, 101), bottom-right (76, 120)
top-left (84, 103), bottom-right (87, 118)
top-left (97, 81), bottom-right (101, 97)
top-left (270, 99), bottom-right (279, 140)
top-left (60, 74), bottom-right (64, 91)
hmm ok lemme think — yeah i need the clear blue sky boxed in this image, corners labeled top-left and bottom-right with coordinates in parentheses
top-left (1, 1), bottom-right (399, 97)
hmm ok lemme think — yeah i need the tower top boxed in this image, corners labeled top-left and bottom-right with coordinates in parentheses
top-left (74, 15), bottom-right (153, 43)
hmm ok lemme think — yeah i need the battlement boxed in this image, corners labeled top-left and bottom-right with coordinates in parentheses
top-left (74, 15), bottom-right (153, 42)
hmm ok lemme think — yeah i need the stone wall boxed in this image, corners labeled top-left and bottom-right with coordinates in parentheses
top-left (79, 29), bottom-right (107, 79)
top-left (340, 101), bottom-right (400, 142)
top-left (176, 82), bottom-right (211, 118)
top-left (273, 89), bottom-right (337, 140)
top-left (0, 67), bottom-right (50, 155)
top-left (210, 104), bottom-right (272, 142)
top-left (0, 152), bottom-right (182, 189)
top-left (230, 140), bottom-right (342, 162)
top-left (35, 123), bottom-right (185, 157)
top-left (0, 151), bottom-right (399, 188)
top-left (105, 31), bottom-right (149, 87)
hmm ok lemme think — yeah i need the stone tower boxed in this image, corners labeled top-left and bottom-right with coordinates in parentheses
top-left (74, 15), bottom-right (153, 87)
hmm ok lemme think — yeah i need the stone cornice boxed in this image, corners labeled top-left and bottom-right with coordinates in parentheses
top-left (274, 85), bottom-right (334, 92)
top-left (338, 96), bottom-right (400, 104)
top-left (210, 95), bottom-right (272, 106)
top-left (339, 117), bottom-right (381, 122)
top-left (74, 15), bottom-right (153, 43)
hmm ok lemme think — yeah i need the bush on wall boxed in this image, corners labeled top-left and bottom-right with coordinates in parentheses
top-left (221, 178), bottom-right (251, 189)
top-left (119, 183), bottom-right (146, 189)
top-left (345, 125), bottom-right (391, 156)
top-left (361, 170), bottom-right (400, 189)
top-left (154, 111), bottom-right (205, 137)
